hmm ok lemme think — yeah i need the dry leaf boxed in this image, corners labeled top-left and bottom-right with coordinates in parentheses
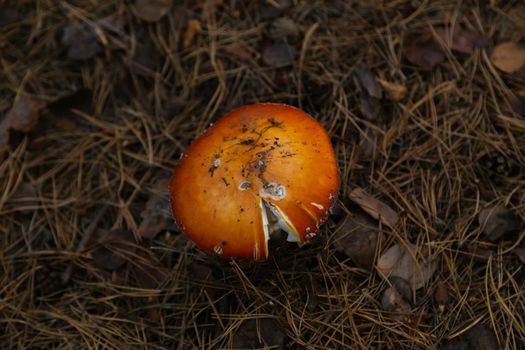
top-left (404, 32), bottom-right (445, 69)
top-left (133, 0), bottom-right (172, 22)
top-left (348, 187), bottom-right (399, 228)
top-left (0, 96), bottom-right (47, 146)
top-left (262, 40), bottom-right (296, 67)
top-left (478, 205), bottom-right (522, 241)
top-left (183, 19), bottom-right (202, 49)
top-left (224, 43), bottom-right (255, 61)
top-left (378, 78), bottom-right (407, 101)
top-left (377, 242), bottom-right (437, 290)
top-left (133, 261), bottom-right (169, 289)
top-left (267, 17), bottom-right (300, 39)
top-left (138, 177), bottom-right (172, 239)
top-left (90, 229), bottom-right (137, 270)
top-left (433, 27), bottom-right (486, 54)
top-left (333, 213), bottom-right (383, 268)
top-left (491, 42), bottom-right (525, 73)
top-left (382, 276), bottom-right (412, 316)
top-left (355, 64), bottom-right (383, 99)
top-left (61, 22), bottom-right (101, 60)
top-left (232, 318), bottom-right (285, 349)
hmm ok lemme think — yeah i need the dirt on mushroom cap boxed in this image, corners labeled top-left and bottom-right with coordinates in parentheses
top-left (169, 103), bottom-right (339, 259)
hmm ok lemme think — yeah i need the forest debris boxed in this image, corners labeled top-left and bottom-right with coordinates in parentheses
top-left (404, 31), bottom-right (445, 69)
top-left (133, 259), bottom-right (169, 289)
top-left (224, 42), bottom-right (256, 61)
top-left (461, 324), bottom-right (498, 350)
top-left (491, 42), bottom-right (525, 73)
top-left (433, 27), bottom-right (486, 54)
top-left (61, 22), bottom-right (101, 60)
top-left (377, 78), bottom-right (407, 101)
top-left (513, 248), bottom-right (525, 264)
top-left (478, 205), bottom-right (522, 241)
top-left (232, 318), bottom-right (285, 349)
top-left (333, 213), bottom-right (383, 268)
top-left (434, 281), bottom-right (449, 312)
top-left (348, 187), bottom-right (399, 228)
top-left (262, 40), bottom-right (296, 67)
top-left (137, 177), bottom-right (172, 239)
top-left (354, 64), bottom-right (382, 120)
top-left (377, 242), bottom-right (437, 290)
top-left (133, 0), bottom-right (172, 22)
top-left (183, 19), bottom-right (202, 49)
top-left (381, 276), bottom-right (412, 317)
top-left (91, 229), bottom-right (137, 270)
top-left (355, 65), bottom-right (383, 99)
top-left (267, 17), bottom-right (300, 39)
top-left (0, 96), bottom-right (47, 146)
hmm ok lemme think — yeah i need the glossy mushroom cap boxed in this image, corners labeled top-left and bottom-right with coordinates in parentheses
top-left (169, 103), bottom-right (339, 260)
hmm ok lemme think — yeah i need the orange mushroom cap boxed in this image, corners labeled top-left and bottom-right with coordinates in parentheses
top-left (169, 103), bottom-right (339, 260)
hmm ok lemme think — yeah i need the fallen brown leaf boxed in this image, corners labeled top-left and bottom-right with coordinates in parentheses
top-left (90, 229), bottom-right (137, 270)
top-left (377, 78), bottom-right (407, 101)
top-left (434, 27), bottom-right (486, 54)
top-left (478, 205), bottom-right (522, 241)
top-left (377, 242), bottom-right (437, 290)
top-left (267, 17), bottom-right (300, 39)
top-left (133, 0), bottom-right (172, 22)
top-left (0, 96), bottom-right (47, 146)
top-left (355, 64), bottom-right (383, 99)
top-left (381, 276), bottom-right (412, 317)
top-left (138, 177), bottom-right (172, 239)
top-left (348, 187), bottom-right (399, 228)
top-left (262, 40), bottom-right (296, 67)
top-left (404, 31), bottom-right (445, 69)
top-left (61, 22), bottom-right (101, 60)
top-left (183, 19), bottom-right (202, 49)
top-left (333, 213), bottom-right (383, 268)
top-left (491, 42), bottom-right (525, 73)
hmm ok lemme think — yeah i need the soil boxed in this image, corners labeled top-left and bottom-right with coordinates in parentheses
top-left (1, 1), bottom-right (525, 349)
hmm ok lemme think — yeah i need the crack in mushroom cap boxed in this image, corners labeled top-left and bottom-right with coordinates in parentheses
top-left (169, 103), bottom-right (339, 259)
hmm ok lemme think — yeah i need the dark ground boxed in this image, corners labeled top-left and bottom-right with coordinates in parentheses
top-left (1, 1), bottom-right (525, 349)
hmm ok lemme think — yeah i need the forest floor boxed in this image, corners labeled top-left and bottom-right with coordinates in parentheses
top-left (1, 1), bottom-right (525, 349)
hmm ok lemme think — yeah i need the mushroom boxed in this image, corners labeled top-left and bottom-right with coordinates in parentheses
top-left (169, 103), bottom-right (339, 259)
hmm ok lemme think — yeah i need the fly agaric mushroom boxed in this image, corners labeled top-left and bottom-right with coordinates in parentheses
top-left (169, 103), bottom-right (339, 259)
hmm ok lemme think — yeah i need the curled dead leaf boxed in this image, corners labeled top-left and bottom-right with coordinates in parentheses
top-left (377, 242), bottom-right (437, 290)
top-left (355, 64), bottom-right (383, 99)
top-left (491, 42), bottom-right (525, 74)
top-left (349, 187), bottom-right (399, 228)
top-left (478, 205), bottom-right (522, 241)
